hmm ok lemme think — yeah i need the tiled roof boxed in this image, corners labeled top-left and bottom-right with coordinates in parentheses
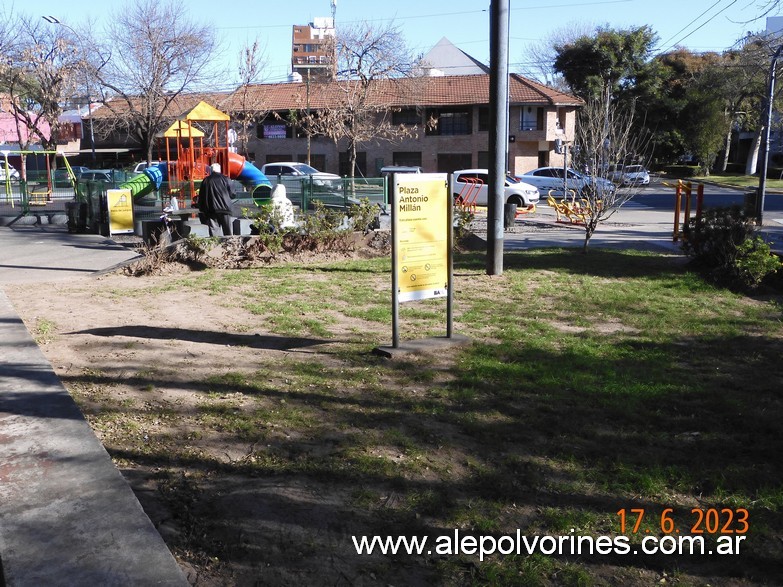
top-left (89, 74), bottom-right (581, 121)
top-left (90, 92), bottom-right (233, 119)
top-left (227, 73), bottom-right (583, 112)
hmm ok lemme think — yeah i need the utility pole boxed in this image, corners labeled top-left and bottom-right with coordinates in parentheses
top-left (487, 0), bottom-right (509, 276)
top-left (757, 44), bottom-right (783, 224)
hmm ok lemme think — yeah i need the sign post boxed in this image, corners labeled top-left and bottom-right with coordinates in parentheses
top-left (375, 173), bottom-right (467, 357)
top-left (106, 188), bottom-right (134, 235)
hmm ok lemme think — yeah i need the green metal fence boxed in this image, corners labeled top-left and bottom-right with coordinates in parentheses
top-left (264, 176), bottom-right (386, 209)
top-left (1, 173), bottom-right (389, 232)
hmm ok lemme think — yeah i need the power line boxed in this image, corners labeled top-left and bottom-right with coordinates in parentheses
top-left (657, 0), bottom-right (739, 53)
top-left (215, 0), bottom-right (633, 31)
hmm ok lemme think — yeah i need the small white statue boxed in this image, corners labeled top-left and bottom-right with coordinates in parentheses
top-left (270, 183), bottom-right (296, 229)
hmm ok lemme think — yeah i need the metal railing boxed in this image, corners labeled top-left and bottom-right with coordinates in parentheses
top-left (265, 176), bottom-right (388, 211)
top-left (2, 173), bottom-right (390, 233)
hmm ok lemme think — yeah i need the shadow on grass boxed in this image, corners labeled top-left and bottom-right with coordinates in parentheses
top-left (63, 324), bottom-right (783, 584)
top-left (455, 248), bottom-right (689, 279)
top-left (69, 325), bottom-right (333, 350)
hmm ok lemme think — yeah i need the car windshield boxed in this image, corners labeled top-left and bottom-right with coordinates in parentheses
top-left (625, 166), bottom-right (644, 173)
top-left (291, 163), bottom-right (319, 174)
top-left (505, 174), bottom-right (519, 183)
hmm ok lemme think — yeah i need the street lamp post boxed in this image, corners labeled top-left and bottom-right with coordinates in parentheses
top-left (756, 44), bottom-right (783, 224)
top-left (42, 16), bottom-right (96, 163)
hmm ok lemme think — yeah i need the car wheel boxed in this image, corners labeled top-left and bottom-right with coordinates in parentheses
top-left (507, 195), bottom-right (524, 207)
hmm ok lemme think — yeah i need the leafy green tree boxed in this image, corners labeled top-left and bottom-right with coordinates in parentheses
top-left (638, 49), bottom-right (730, 170)
top-left (553, 25), bottom-right (658, 103)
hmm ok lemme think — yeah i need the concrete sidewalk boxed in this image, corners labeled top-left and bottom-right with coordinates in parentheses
top-left (0, 224), bottom-right (141, 284)
top-left (0, 226), bottom-right (187, 586)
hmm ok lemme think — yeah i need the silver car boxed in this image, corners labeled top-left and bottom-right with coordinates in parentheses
top-left (520, 167), bottom-right (615, 199)
top-left (260, 162), bottom-right (340, 187)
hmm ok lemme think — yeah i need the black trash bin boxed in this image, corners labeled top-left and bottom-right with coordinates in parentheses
top-left (65, 201), bottom-right (88, 233)
top-left (504, 203), bottom-right (517, 229)
top-left (744, 190), bottom-right (759, 220)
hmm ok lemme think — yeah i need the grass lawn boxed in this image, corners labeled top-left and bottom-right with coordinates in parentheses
top-left (22, 247), bottom-right (783, 585)
top-left (692, 172), bottom-right (783, 192)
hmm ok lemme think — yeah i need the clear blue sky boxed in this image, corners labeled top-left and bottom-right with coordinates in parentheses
top-left (24, 0), bottom-right (772, 87)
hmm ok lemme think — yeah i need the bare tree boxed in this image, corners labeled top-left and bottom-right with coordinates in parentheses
top-left (0, 13), bottom-right (84, 175)
top-left (304, 21), bottom-right (420, 177)
top-left (519, 21), bottom-right (594, 90)
top-left (572, 95), bottom-right (653, 252)
top-left (230, 39), bottom-right (269, 158)
top-left (92, 0), bottom-right (219, 164)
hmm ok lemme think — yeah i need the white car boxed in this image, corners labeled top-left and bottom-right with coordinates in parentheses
top-left (380, 165), bottom-right (422, 177)
top-left (520, 166), bottom-right (615, 199)
top-left (0, 164), bottom-right (20, 181)
top-left (132, 161), bottom-right (160, 174)
top-left (451, 169), bottom-right (539, 207)
top-left (260, 162), bottom-right (340, 187)
top-left (612, 164), bottom-right (650, 186)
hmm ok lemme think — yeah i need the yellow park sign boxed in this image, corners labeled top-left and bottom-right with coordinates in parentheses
top-left (106, 188), bottom-right (134, 234)
top-left (393, 174), bottom-right (449, 303)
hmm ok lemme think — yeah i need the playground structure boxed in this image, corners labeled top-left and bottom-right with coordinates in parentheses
top-left (2, 102), bottom-right (387, 233)
top-left (1, 149), bottom-right (79, 209)
top-left (118, 101), bottom-right (271, 205)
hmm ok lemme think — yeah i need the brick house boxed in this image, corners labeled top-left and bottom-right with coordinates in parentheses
top-left (227, 73), bottom-right (583, 177)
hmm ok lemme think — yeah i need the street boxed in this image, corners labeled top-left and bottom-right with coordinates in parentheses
top-left (625, 176), bottom-right (783, 213)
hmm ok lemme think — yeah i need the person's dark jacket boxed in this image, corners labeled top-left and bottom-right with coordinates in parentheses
top-left (197, 172), bottom-right (234, 214)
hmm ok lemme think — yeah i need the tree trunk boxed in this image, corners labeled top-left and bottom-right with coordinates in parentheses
top-left (348, 138), bottom-right (357, 178)
top-left (582, 218), bottom-right (598, 253)
top-left (745, 126), bottom-right (763, 175)
top-left (721, 124), bottom-right (732, 172)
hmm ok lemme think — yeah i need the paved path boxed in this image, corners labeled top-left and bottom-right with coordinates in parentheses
top-left (494, 202), bottom-right (783, 254)
top-left (0, 226), bottom-right (187, 586)
top-left (0, 224), bottom-right (141, 284)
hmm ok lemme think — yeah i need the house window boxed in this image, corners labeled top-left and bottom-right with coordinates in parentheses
top-left (478, 107), bottom-right (489, 131)
top-left (392, 152), bottom-right (422, 167)
top-left (297, 153), bottom-right (326, 171)
top-left (521, 106), bottom-right (542, 131)
top-left (392, 108), bottom-right (419, 125)
top-left (339, 151), bottom-right (366, 177)
top-left (426, 109), bottom-right (472, 136)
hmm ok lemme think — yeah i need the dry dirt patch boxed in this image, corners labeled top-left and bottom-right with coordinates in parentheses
top-left (4, 237), bottom-right (475, 585)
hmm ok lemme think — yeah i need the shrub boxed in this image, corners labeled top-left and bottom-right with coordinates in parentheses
top-left (681, 206), bottom-right (781, 289)
top-left (250, 203), bottom-right (290, 254)
top-left (453, 204), bottom-right (475, 244)
top-left (734, 237), bottom-right (782, 288)
top-left (347, 197), bottom-right (379, 234)
top-left (249, 200), bottom-right (354, 256)
top-left (663, 165), bottom-right (699, 178)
